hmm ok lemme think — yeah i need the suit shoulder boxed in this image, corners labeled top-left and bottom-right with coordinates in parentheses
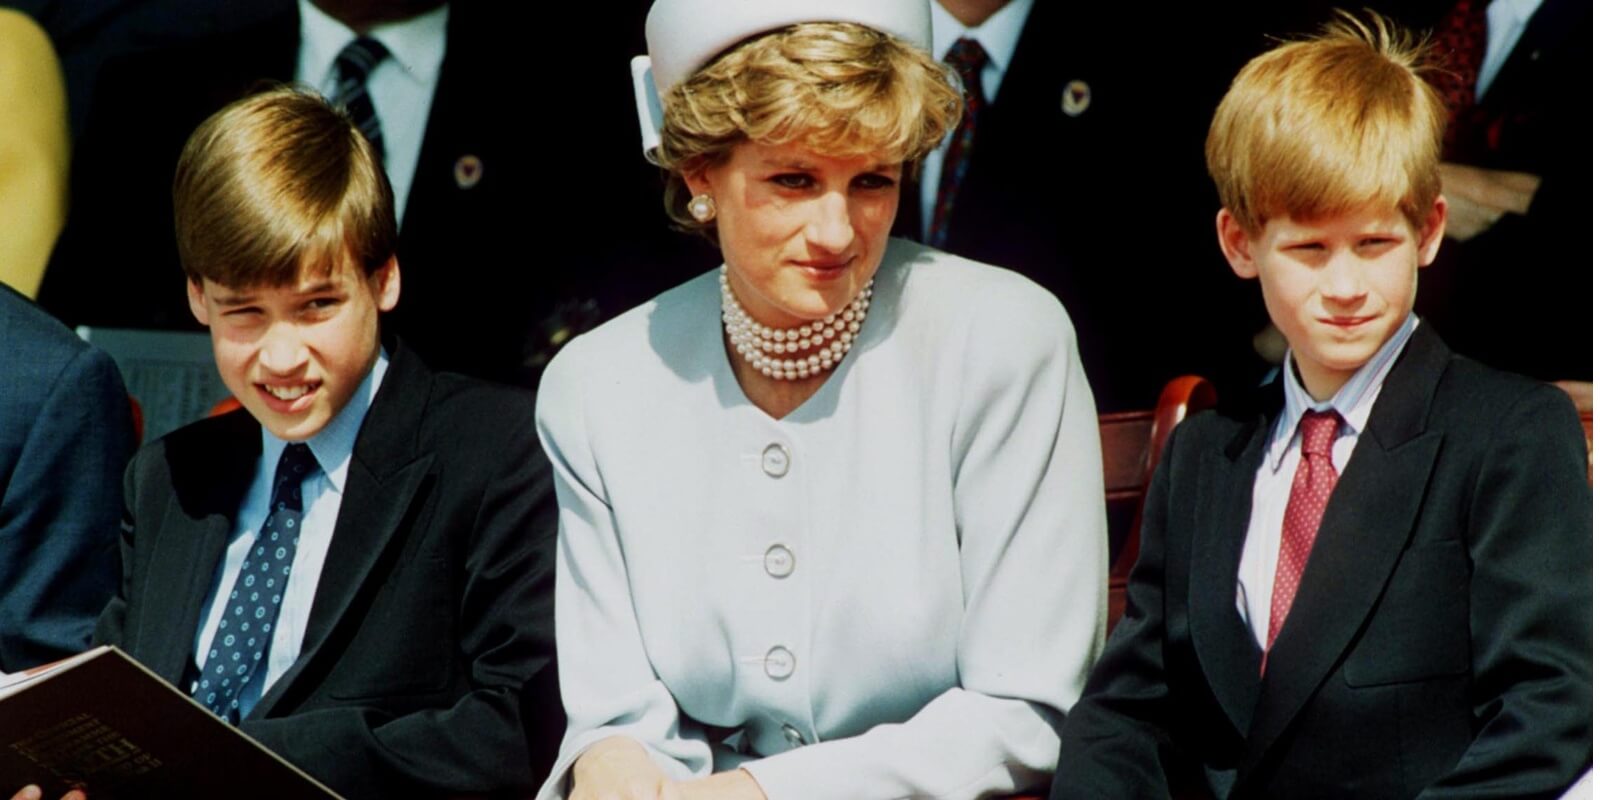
top-left (420, 371), bottom-right (540, 444)
top-left (1434, 354), bottom-right (1578, 426)
top-left (0, 285), bottom-right (101, 368)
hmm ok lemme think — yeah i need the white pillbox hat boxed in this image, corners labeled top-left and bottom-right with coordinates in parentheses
top-left (631, 0), bottom-right (933, 161)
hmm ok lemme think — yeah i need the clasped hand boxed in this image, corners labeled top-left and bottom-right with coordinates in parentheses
top-left (571, 736), bottom-right (767, 800)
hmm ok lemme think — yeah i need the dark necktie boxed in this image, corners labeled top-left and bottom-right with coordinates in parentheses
top-left (332, 36), bottom-right (390, 161)
top-left (1264, 410), bottom-right (1342, 664)
top-left (929, 37), bottom-right (988, 249)
top-left (1430, 0), bottom-right (1490, 159)
top-left (194, 443), bottom-right (319, 723)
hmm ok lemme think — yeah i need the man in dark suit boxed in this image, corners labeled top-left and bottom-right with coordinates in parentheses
top-left (37, 0), bottom-right (576, 387)
top-left (892, 0), bottom-right (1264, 411)
top-left (1052, 15), bottom-right (1590, 798)
top-left (0, 284), bottom-right (133, 672)
top-left (1410, 0), bottom-right (1591, 382)
top-left (13, 88), bottom-right (560, 800)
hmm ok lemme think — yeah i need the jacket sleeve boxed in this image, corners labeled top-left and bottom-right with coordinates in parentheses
top-left (1, 343), bottom-right (131, 670)
top-left (531, 342), bottom-right (717, 800)
top-left (737, 283), bottom-right (1108, 799)
top-left (1416, 384), bottom-right (1592, 797)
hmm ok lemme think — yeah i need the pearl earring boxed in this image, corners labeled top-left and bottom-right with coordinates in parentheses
top-left (688, 194), bottom-right (717, 223)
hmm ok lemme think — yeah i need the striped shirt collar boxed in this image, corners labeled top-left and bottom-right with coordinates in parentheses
top-left (1266, 313), bottom-right (1419, 470)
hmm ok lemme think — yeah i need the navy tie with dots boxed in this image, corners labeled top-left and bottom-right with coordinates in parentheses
top-left (195, 443), bottom-right (318, 723)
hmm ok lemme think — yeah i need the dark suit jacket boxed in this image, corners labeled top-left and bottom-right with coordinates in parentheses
top-left (0, 283), bottom-right (132, 671)
top-left (94, 341), bottom-right (562, 800)
top-left (1052, 324), bottom-right (1592, 799)
top-left (890, 2), bottom-right (1265, 411)
top-left (38, 2), bottom-right (562, 386)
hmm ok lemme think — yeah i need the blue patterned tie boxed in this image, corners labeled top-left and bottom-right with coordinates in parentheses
top-left (194, 443), bottom-right (318, 723)
top-left (332, 36), bottom-right (389, 161)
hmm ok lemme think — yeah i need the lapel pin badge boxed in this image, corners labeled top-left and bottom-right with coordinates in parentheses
top-left (1061, 79), bottom-right (1091, 117)
top-left (454, 154), bottom-right (484, 189)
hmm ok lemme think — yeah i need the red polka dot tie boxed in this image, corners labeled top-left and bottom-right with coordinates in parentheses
top-left (1264, 410), bottom-right (1342, 665)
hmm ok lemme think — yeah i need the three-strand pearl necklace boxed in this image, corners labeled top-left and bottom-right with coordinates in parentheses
top-left (720, 265), bottom-right (873, 381)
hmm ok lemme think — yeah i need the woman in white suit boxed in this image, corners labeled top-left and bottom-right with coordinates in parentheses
top-left (535, 2), bottom-right (1106, 798)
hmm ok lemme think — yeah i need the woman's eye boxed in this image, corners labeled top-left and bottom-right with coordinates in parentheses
top-left (855, 174), bottom-right (897, 190)
top-left (770, 173), bottom-right (814, 189)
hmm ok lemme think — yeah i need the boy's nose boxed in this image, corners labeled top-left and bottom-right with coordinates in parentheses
top-left (258, 327), bottom-right (310, 373)
top-left (1320, 254), bottom-right (1367, 304)
top-left (804, 192), bottom-right (855, 253)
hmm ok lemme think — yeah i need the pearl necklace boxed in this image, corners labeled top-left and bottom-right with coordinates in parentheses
top-left (719, 265), bottom-right (873, 381)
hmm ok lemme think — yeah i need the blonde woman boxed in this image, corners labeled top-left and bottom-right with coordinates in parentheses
top-left (535, 2), bottom-right (1107, 798)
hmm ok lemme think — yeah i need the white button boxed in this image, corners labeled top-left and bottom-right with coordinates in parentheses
top-left (781, 723), bottom-right (805, 748)
top-left (764, 645), bottom-right (795, 680)
top-left (764, 544), bottom-right (795, 578)
top-left (761, 443), bottom-right (790, 478)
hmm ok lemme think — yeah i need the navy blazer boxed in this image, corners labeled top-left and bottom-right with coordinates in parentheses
top-left (95, 341), bottom-right (562, 799)
top-left (0, 283), bottom-right (131, 671)
top-left (1052, 323), bottom-right (1592, 798)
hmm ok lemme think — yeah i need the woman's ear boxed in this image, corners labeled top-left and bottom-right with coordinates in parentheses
top-left (681, 163), bottom-right (712, 197)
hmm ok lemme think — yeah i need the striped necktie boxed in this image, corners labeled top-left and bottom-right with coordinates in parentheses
top-left (929, 37), bottom-right (988, 249)
top-left (332, 36), bottom-right (390, 161)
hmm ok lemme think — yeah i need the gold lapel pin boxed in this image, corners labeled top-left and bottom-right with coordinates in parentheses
top-left (1061, 79), bottom-right (1091, 117)
top-left (454, 154), bottom-right (484, 189)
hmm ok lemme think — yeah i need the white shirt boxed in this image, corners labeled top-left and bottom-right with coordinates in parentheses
top-left (296, 0), bottom-right (448, 226)
top-left (191, 350), bottom-right (389, 719)
top-left (534, 239), bottom-right (1106, 799)
top-left (1479, 0), bottom-right (1543, 100)
top-left (919, 0), bottom-right (1035, 239)
top-left (1235, 315), bottom-right (1418, 648)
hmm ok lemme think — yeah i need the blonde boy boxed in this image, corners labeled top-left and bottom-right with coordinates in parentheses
top-left (1051, 13), bottom-right (1590, 799)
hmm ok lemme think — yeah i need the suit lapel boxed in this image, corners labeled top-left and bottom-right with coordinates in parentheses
top-left (1238, 326), bottom-right (1451, 778)
top-left (253, 343), bottom-right (436, 717)
top-left (1189, 407), bottom-right (1271, 737)
top-left (1476, 0), bottom-right (1575, 114)
top-left (140, 412), bottom-right (261, 683)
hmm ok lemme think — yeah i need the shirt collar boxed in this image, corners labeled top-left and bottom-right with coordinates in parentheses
top-left (298, 0), bottom-right (449, 89)
top-left (1266, 313), bottom-right (1419, 470)
top-left (258, 348), bottom-right (390, 496)
top-left (1492, 0), bottom-right (1543, 27)
top-left (930, 0), bottom-right (1035, 76)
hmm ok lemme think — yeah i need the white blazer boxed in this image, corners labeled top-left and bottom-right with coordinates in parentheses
top-left (535, 239), bottom-right (1107, 799)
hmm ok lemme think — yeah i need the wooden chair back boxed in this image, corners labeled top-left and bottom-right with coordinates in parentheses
top-left (1102, 376), bottom-right (1216, 632)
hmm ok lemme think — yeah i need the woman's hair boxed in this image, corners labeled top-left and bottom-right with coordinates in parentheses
top-left (173, 85), bottom-right (397, 287)
top-left (1205, 10), bottom-right (1445, 235)
top-left (656, 21), bottom-right (960, 232)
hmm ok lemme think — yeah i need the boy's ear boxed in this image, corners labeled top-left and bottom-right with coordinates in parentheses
top-left (1416, 194), bottom-right (1448, 268)
top-left (186, 278), bottom-right (211, 326)
top-left (371, 256), bottom-right (401, 313)
top-left (1216, 208), bottom-right (1259, 279)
